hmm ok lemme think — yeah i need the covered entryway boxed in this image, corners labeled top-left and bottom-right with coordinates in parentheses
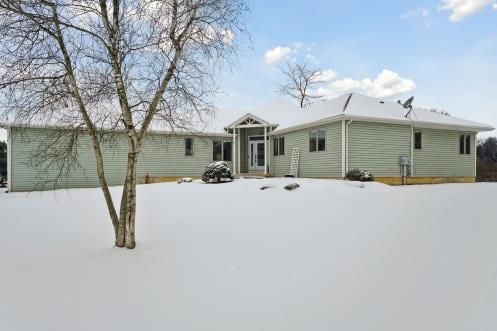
top-left (225, 114), bottom-right (277, 175)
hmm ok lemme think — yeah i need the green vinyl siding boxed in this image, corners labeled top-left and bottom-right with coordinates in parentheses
top-left (9, 127), bottom-right (216, 192)
top-left (270, 121), bottom-right (342, 177)
top-left (413, 128), bottom-right (475, 177)
top-left (348, 121), bottom-right (411, 177)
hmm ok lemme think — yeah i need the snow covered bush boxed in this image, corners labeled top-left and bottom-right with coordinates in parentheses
top-left (346, 169), bottom-right (374, 182)
top-left (201, 161), bottom-right (233, 183)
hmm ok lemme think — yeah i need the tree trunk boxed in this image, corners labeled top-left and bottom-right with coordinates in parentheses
top-left (116, 145), bottom-right (139, 249)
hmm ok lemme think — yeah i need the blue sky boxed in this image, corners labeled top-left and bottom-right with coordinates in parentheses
top-left (0, 0), bottom-right (496, 142)
top-left (218, 0), bottom-right (497, 136)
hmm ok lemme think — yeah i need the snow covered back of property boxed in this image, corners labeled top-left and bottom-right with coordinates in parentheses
top-left (1, 178), bottom-right (496, 331)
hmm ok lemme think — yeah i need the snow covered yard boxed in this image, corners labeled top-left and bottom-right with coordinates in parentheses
top-left (1, 178), bottom-right (496, 331)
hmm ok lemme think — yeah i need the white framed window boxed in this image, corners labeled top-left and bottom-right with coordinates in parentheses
top-left (213, 140), bottom-right (232, 161)
top-left (185, 138), bottom-right (193, 156)
top-left (414, 131), bottom-right (422, 150)
top-left (459, 134), bottom-right (471, 155)
top-left (273, 136), bottom-right (285, 156)
top-left (309, 129), bottom-right (326, 152)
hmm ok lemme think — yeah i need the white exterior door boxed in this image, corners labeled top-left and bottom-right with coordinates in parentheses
top-left (249, 141), bottom-right (265, 171)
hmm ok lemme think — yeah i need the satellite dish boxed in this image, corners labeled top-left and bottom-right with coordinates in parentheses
top-left (400, 96), bottom-right (415, 118)
top-left (403, 96), bottom-right (414, 109)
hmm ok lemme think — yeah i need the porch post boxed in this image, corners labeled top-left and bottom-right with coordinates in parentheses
top-left (237, 127), bottom-right (241, 174)
top-left (268, 127), bottom-right (271, 175)
top-left (232, 127), bottom-right (236, 175)
top-left (264, 126), bottom-right (267, 175)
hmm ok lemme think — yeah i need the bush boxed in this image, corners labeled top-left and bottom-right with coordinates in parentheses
top-left (201, 161), bottom-right (233, 183)
top-left (346, 169), bottom-right (374, 182)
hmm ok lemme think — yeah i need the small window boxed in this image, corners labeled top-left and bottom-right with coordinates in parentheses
top-left (279, 137), bottom-right (285, 156)
top-left (414, 132), bottom-right (422, 150)
top-left (185, 138), bottom-right (193, 156)
top-left (213, 141), bottom-right (222, 161)
top-left (309, 129), bottom-right (326, 152)
top-left (213, 140), bottom-right (232, 161)
top-left (274, 136), bottom-right (285, 156)
top-left (309, 132), bottom-right (317, 152)
top-left (459, 134), bottom-right (471, 155)
top-left (317, 129), bottom-right (326, 151)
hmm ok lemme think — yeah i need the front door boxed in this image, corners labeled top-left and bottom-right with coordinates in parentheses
top-left (249, 141), bottom-right (265, 171)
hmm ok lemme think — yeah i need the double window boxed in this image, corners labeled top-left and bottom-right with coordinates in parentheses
top-left (414, 131), bottom-right (422, 150)
top-left (185, 138), bottom-right (193, 156)
top-left (309, 129), bottom-right (326, 152)
top-left (273, 136), bottom-right (285, 156)
top-left (213, 141), bottom-right (232, 161)
top-left (459, 134), bottom-right (471, 155)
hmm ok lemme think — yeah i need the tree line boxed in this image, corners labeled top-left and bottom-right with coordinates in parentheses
top-left (477, 136), bottom-right (497, 181)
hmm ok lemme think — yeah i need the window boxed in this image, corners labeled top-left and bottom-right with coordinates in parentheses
top-left (213, 141), bottom-right (222, 161)
top-left (185, 138), bottom-right (193, 156)
top-left (309, 129), bottom-right (326, 152)
top-left (273, 136), bottom-right (285, 156)
top-left (459, 134), bottom-right (471, 155)
top-left (213, 140), bottom-right (232, 161)
top-left (414, 132), bottom-right (422, 150)
top-left (223, 141), bottom-right (232, 161)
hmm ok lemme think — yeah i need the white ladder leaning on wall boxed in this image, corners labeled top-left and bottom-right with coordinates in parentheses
top-left (286, 147), bottom-right (300, 178)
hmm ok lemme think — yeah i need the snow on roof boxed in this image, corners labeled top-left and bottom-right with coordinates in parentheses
top-left (2, 93), bottom-right (493, 134)
top-left (211, 93), bottom-right (493, 135)
top-left (344, 93), bottom-right (494, 131)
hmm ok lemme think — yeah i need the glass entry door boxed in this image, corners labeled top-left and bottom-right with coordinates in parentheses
top-left (249, 141), bottom-right (265, 171)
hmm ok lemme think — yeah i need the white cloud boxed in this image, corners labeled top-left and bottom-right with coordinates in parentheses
top-left (439, 0), bottom-right (496, 22)
top-left (328, 70), bottom-right (416, 98)
top-left (493, 3), bottom-right (497, 9)
top-left (315, 69), bottom-right (337, 82)
top-left (264, 46), bottom-right (292, 64)
top-left (402, 8), bottom-right (430, 19)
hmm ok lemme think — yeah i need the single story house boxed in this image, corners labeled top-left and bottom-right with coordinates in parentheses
top-left (1, 93), bottom-right (494, 191)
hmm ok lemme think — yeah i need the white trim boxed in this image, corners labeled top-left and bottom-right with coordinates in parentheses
top-left (233, 124), bottom-right (267, 129)
top-left (264, 126), bottom-right (267, 175)
top-left (268, 133), bottom-right (271, 174)
top-left (341, 120), bottom-right (346, 177)
top-left (247, 134), bottom-right (267, 172)
top-left (345, 120), bottom-right (353, 174)
top-left (7, 127), bottom-right (12, 192)
top-left (224, 113), bottom-right (276, 130)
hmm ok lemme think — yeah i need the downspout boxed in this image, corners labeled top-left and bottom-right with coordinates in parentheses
top-left (410, 123), bottom-right (414, 177)
top-left (345, 119), bottom-right (354, 175)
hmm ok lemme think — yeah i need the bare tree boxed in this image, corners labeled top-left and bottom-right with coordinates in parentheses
top-left (277, 61), bottom-right (324, 108)
top-left (0, 0), bottom-right (248, 249)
